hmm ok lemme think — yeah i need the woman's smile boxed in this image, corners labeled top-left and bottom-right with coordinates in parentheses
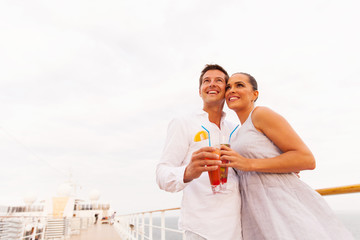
top-left (227, 96), bottom-right (240, 102)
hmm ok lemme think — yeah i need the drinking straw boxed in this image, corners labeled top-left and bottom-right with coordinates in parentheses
top-left (228, 125), bottom-right (239, 144)
top-left (201, 125), bottom-right (211, 146)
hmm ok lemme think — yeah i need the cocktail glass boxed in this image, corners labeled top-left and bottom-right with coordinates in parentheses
top-left (220, 142), bottom-right (230, 191)
top-left (207, 146), bottom-right (221, 194)
top-left (201, 125), bottom-right (234, 194)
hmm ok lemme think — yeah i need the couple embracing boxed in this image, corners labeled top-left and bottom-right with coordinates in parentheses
top-left (156, 64), bottom-right (353, 240)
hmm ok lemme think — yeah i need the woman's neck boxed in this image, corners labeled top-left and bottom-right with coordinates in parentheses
top-left (236, 105), bottom-right (255, 124)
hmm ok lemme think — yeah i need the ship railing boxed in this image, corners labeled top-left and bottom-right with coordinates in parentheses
top-left (0, 216), bottom-right (45, 240)
top-left (114, 207), bottom-right (184, 240)
top-left (114, 184), bottom-right (360, 240)
top-left (315, 184), bottom-right (360, 196)
top-left (0, 215), bottom-right (94, 240)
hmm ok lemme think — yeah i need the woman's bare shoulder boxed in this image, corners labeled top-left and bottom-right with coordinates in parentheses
top-left (252, 106), bottom-right (279, 118)
top-left (252, 106), bottom-right (285, 129)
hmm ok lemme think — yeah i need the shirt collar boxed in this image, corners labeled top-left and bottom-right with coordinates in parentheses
top-left (195, 108), bottom-right (227, 121)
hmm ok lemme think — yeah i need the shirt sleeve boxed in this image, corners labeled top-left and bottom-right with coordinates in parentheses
top-left (156, 117), bottom-right (191, 192)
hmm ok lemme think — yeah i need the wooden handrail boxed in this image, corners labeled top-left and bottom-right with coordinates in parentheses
top-left (117, 184), bottom-right (360, 217)
top-left (118, 207), bottom-right (181, 217)
top-left (115, 185), bottom-right (360, 240)
top-left (316, 184), bottom-right (360, 196)
top-left (140, 207), bottom-right (180, 214)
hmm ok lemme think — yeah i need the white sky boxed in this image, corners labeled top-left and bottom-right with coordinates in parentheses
top-left (0, 0), bottom-right (359, 215)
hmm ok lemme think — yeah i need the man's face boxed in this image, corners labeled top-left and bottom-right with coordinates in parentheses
top-left (199, 69), bottom-right (227, 106)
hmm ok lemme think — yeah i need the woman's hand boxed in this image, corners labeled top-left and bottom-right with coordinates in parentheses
top-left (220, 145), bottom-right (253, 172)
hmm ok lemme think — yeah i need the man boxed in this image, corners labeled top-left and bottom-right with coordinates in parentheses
top-left (94, 213), bottom-right (99, 224)
top-left (110, 211), bottom-right (116, 225)
top-left (156, 64), bottom-right (242, 240)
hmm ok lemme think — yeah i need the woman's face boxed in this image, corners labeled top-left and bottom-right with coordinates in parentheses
top-left (225, 73), bottom-right (258, 111)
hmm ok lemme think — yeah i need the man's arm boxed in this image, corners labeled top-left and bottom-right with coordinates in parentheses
top-left (156, 118), bottom-right (190, 192)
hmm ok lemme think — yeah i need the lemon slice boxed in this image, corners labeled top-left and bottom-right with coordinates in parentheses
top-left (194, 130), bottom-right (208, 142)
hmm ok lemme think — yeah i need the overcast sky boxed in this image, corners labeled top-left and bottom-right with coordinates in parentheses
top-left (0, 0), bottom-right (359, 215)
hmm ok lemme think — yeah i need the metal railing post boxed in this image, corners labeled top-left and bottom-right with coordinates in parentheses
top-left (141, 213), bottom-right (145, 240)
top-left (128, 216), bottom-right (132, 239)
top-left (149, 212), bottom-right (153, 240)
top-left (129, 216), bottom-right (132, 238)
top-left (161, 211), bottom-right (165, 240)
top-left (136, 214), bottom-right (139, 239)
top-left (132, 215), bottom-right (136, 239)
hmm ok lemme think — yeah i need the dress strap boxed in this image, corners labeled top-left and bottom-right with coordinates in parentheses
top-left (243, 107), bottom-right (256, 125)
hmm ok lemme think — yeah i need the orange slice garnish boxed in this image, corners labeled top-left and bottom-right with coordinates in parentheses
top-left (194, 130), bottom-right (208, 142)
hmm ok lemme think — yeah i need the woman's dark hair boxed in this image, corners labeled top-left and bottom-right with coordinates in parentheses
top-left (232, 72), bottom-right (258, 91)
top-left (199, 64), bottom-right (229, 88)
top-left (232, 72), bottom-right (258, 102)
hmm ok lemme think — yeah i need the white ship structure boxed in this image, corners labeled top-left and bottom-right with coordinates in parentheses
top-left (1, 182), bottom-right (359, 240)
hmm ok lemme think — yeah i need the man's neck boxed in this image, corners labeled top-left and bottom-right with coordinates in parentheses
top-left (203, 104), bottom-right (224, 128)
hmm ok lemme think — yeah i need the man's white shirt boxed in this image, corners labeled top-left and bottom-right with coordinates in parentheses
top-left (156, 109), bottom-right (242, 240)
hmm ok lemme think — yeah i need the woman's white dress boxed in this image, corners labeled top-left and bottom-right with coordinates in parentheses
top-left (231, 110), bottom-right (354, 240)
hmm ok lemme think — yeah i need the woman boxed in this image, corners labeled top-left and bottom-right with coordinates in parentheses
top-left (221, 73), bottom-right (354, 239)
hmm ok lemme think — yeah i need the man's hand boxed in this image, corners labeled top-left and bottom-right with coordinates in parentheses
top-left (183, 147), bottom-right (221, 183)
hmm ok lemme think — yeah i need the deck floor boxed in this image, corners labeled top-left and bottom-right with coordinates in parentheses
top-left (69, 223), bottom-right (121, 240)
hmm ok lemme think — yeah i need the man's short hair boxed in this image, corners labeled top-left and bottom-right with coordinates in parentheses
top-left (199, 64), bottom-right (229, 88)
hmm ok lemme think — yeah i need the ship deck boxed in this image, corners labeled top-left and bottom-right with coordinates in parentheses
top-left (69, 223), bottom-right (121, 240)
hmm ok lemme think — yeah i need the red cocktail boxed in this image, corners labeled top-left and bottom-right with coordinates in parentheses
top-left (207, 148), bottom-right (221, 194)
